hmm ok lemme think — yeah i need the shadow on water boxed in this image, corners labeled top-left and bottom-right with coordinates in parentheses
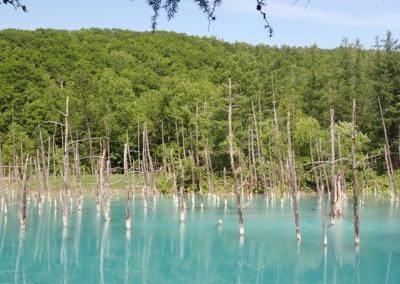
top-left (0, 194), bottom-right (399, 283)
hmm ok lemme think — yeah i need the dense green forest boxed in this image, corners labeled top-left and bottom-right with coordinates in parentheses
top-left (0, 28), bottom-right (399, 191)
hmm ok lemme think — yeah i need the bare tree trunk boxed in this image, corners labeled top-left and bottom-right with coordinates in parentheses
top-left (204, 142), bottom-right (213, 194)
top-left (286, 111), bottom-right (301, 241)
top-left (75, 140), bottom-right (83, 211)
top-left (46, 137), bottom-right (51, 197)
top-left (223, 167), bottom-right (228, 209)
top-left (88, 128), bottom-right (95, 175)
top-left (268, 140), bottom-right (277, 196)
top-left (351, 99), bottom-right (360, 246)
top-left (378, 97), bottom-right (398, 202)
top-left (250, 128), bottom-right (258, 193)
top-left (141, 125), bottom-right (149, 208)
top-left (62, 97), bottom-right (70, 228)
top-left (247, 133), bottom-right (255, 193)
top-left (272, 82), bottom-right (285, 197)
top-left (195, 104), bottom-right (202, 195)
top-left (337, 133), bottom-right (346, 199)
top-left (330, 109), bottom-right (340, 223)
top-left (35, 150), bottom-right (43, 204)
top-left (252, 101), bottom-right (267, 197)
top-left (100, 143), bottom-right (110, 222)
top-left (309, 136), bottom-right (321, 201)
top-left (124, 143), bottom-right (131, 230)
top-left (39, 131), bottom-right (49, 196)
top-left (318, 139), bottom-right (331, 196)
top-left (238, 149), bottom-right (247, 196)
top-left (227, 78), bottom-right (244, 236)
top-left (52, 126), bottom-right (57, 177)
top-left (175, 119), bottom-right (181, 161)
top-left (19, 157), bottom-right (29, 229)
top-left (189, 150), bottom-right (196, 202)
top-left (181, 120), bottom-right (187, 161)
top-left (170, 149), bottom-right (177, 198)
top-left (95, 163), bottom-right (101, 213)
top-left (144, 123), bottom-right (157, 195)
top-left (316, 141), bottom-right (327, 247)
top-left (161, 121), bottom-right (167, 174)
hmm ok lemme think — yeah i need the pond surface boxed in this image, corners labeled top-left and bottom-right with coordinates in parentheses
top-left (0, 193), bottom-right (399, 283)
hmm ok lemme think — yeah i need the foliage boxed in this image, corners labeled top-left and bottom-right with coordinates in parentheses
top-left (0, 29), bottom-right (399, 189)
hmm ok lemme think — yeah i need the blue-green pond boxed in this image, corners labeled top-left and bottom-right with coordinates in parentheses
top-left (0, 193), bottom-right (399, 283)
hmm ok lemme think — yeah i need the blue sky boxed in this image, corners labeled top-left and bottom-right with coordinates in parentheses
top-left (0, 0), bottom-right (399, 48)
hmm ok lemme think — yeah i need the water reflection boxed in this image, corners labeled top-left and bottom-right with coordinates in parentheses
top-left (0, 195), bottom-right (398, 283)
top-left (15, 230), bottom-right (25, 283)
top-left (61, 227), bottom-right (69, 284)
top-left (99, 222), bottom-right (109, 284)
top-left (124, 230), bottom-right (131, 284)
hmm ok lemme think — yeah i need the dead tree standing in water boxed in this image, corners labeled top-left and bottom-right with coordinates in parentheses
top-left (330, 109), bottom-right (341, 223)
top-left (351, 99), bottom-right (360, 246)
top-left (124, 143), bottom-right (131, 230)
top-left (62, 97), bottom-right (70, 228)
top-left (286, 111), bottom-right (301, 241)
top-left (316, 139), bottom-right (328, 247)
top-left (74, 139), bottom-right (83, 211)
top-left (19, 157), bottom-right (29, 229)
top-left (99, 142), bottom-right (111, 222)
top-left (227, 78), bottom-right (244, 236)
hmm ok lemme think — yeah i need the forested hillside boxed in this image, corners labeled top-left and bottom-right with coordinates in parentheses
top-left (0, 28), bottom-right (399, 189)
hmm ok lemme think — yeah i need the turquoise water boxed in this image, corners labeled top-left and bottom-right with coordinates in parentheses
top-left (0, 193), bottom-right (399, 283)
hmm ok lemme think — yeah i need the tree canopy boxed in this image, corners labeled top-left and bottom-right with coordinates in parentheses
top-left (0, 29), bottom-right (399, 184)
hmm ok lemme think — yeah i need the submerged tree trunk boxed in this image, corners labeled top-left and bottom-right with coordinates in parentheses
top-left (170, 149), bottom-right (177, 198)
top-left (227, 78), bottom-right (244, 236)
top-left (189, 150), bottom-right (196, 202)
top-left (39, 131), bottom-right (49, 196)
top-left (34, 151), bottom-right (42, 203)
top-left (223, 167), bottom-right (228, 209)
top-left (124, 143), bottom-right (131, 230)
top-left (286, 111), bottom-right (301, 241)
top-left (19, 157), bottom-right (29, 229)
top-left (351, 99), bottom-right (360, 246)
top-left (101, 143), bottom-right (111, 222)
top-left (75, 140), bottom-right (83, 211)
top-left (142, 124), bottom-right (149, 208)
top-left (62, 97), bottom-right (70, 228)
top-left (330, 109), bottom-right (341, 223)
top-left (315, 138), bottom-right (327, 247)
